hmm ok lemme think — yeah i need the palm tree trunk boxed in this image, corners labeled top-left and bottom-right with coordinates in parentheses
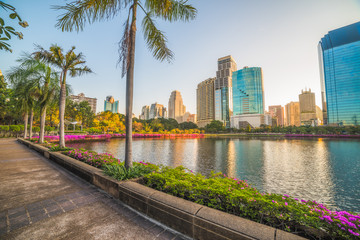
top-left (125, 1), bottom-right (137, 169)
top-left (29, 109), bottom-right (34, 139)
top-left (59, 77), bottom-right (67, 148)
top-left (24, 111), bottom-right (28, 139)
top-left (39, 106), bottom-right (46, 143)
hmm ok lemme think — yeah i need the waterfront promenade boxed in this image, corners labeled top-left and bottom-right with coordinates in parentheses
top-left (0, 139), bottom-right (187, 240)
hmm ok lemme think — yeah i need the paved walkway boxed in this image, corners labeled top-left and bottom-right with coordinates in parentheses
top-left (0, 139), bottom-right (188, 240)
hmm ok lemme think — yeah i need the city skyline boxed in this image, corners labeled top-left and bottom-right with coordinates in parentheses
top-left (1, 1), bottom-right (360, 116)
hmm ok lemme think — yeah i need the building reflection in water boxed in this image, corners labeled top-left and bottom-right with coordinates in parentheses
top-left (262, 139), bottom-right (336, 208)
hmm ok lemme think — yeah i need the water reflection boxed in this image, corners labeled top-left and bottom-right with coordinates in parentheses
top-left (68, 138), bottom-right (360, 213)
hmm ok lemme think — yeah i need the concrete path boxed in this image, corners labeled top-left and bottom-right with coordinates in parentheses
top-left (0, 139), bottom-right (188, 240)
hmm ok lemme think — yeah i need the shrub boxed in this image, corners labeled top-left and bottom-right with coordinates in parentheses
top-left (65, 148), bottom-right (120, 168)
top-left (103, 162), bottom-right (158, 181)
top-left (143, 167), bottom-right (360, 240)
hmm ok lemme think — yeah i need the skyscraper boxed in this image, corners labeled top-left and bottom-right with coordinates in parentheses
top-left (149, 103), bottom-right (167, 119)
top-left (168, 90), bottom-right (186, 121)
top-left (69, 93), bottom-right (97, 113)
top-left (215, 56), bottom-right (237, 127)
top-left (298, 89), bottom-right (323, 126)
top-left (268, 105), bottom-right (284, 126)
top-left (104, 96), bottom-right (119, 113)
top-left (140, 105), bottom-right (150, 120)
top-left (285, 102), bottom-right (300, 126)
top-left (231, 67), bottom-right (265, 128)
top-left (196, 77), bottom-right (215, 128)
top-left (318, 21), bottom-right (360, 125)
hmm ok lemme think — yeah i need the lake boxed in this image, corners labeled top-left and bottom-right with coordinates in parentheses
top-left (68, 137), bottom-right (360, 213)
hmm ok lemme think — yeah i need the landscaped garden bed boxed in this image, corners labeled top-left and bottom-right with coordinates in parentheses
top-left (29, 133), bottom-right (205, 143)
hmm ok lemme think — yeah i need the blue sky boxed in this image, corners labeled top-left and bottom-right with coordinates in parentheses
top-left (1, 0), bottom-right (360, 116)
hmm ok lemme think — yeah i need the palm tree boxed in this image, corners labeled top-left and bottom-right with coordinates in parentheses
top-left (8, 55), bottom-right (59, 142)
top-left (33, 45), bottom-right (92, 147)
top-left (54, 0), bottom-right (197, 168)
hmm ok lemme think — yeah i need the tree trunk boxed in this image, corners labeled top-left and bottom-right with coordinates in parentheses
top-left (39, 106), bottom-right (46, 143)
top-left (59, 74), bottom-right (67, 148)
top-left (29, 109), bottom-right (34, 139)
top-left (24, 111), bottom-right (28, 139)
top-left (125, 1), bottom-right (137, 169)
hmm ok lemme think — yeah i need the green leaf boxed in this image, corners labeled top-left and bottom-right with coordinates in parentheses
top-left (9, 13), bottom-right (17, 19)
top-left (5, 26), bottom-right (15, 31)
top-left (0, 18), bottom-right (4, 26)
top-left (4, 31), bottom-right (11, 39)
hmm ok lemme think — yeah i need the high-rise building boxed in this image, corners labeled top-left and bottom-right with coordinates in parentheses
top-left (149, 103), bottom-right (167, 119)
top-left (318, 21), bottom-right (360, 125)
top-left (231, 67), bottom-right (265, 128)
top-left (140, 105), bottom-right (150, 120)
top-left (104, 96), bottom-right (119, 113)
top-left (298, 89), bottom-right (323, 126)
top-left (196, 77), bottom-right (215, 128)
top-left (215, 56), bottom-right (237, 127)
top-left (232, 67), bottom-right (264, 115)
top-left (268, 105), bottom-right (285, 126)
top-left (69, 93), bottom-right (97, 113)
top-left (180, 112), bottom-right (197, 124)
top-left (285, 102), bottom-right (300, 126)
top-left (168, 90), bottom-right (186, 120)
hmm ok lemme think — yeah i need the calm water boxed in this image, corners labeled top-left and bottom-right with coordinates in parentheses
top-left (68, 138), bottom-right (360, 213)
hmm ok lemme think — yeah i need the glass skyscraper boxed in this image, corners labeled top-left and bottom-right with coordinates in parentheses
top-left (232, 67), bottom-right (264, 116)
top-left (318, 21), bottom-right (360, 126)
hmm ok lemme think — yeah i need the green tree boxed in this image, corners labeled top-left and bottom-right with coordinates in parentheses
top-left (179, 121), bottom-right (198, 130)
top-left (0, 1), bottom-right (28, 52)
top-left (205, 120), bottom-right (225, 133)
top-left (33, 45), bottom-right (92, 147)
top-left (54, 0), bottom-right (197, 168)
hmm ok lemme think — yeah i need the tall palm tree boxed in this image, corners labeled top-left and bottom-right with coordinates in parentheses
top-left (8, 55), bottom-right (59, 142)
top-left (8, 62), bottom-right (38, 139)
top-left (54, 0), bottom-right (197, 168)
top-left (33, 45), bottom-right (92, 147)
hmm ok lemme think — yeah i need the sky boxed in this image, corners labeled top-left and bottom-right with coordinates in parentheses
top-left (1, 0), bottom-right (360, 116)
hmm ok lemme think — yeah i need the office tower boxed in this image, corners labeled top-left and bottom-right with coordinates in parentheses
top-left (140, 105), bottom-right (150, 120)
top-left (268, 105), bottom-right (285, 126)
top-left (69, 93), bottom-right (97, 113)
top-left (285, 102), bottom-right (300, 126)
top-left (231, 67), bottom-right (265, 128)
top-left (196, 77), bottom-right (215, 128)
top-left (318, 21), bottom-right (360, 125)
top-left (168, 90), bottom-right (186, 121)
top-left (149, 103), bottom-right (167, 119)
top-left (298, 89), bottom-right (323, 126)
top-left (178, 112), bottom-right (196, 123)
top-left (104, 96), bottom-right (119, 113)
top-left (215, 56), bottom-right (237, 127)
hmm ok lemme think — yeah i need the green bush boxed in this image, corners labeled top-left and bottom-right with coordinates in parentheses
top-left (9, 125), bottom-right (20, 132)
top-left (103, 163), bottom-right (158, 181)
top-left (45, 126), bottom-right (55, 132)
top-left (0, 125), bottom-right (10, 131)
top-left (32, 126), bottom-right (40, 133)
top-left (143, 167), bottom-right (359, 240)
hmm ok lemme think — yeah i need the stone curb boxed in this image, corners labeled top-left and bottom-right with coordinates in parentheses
top-left (17, 139), bottom-right (307, 240)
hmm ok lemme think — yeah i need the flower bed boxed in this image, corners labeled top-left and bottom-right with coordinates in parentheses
top-left (32, 133), bottom-right (205, 143)
top-left (142, 167), bottom-right (360, 240)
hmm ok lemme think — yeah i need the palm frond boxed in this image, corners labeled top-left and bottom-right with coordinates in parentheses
top-left (144, 0), bottom-right (197, 22)
top-left (53, 0), bottom-right (131, 32)
top-left (142, 12), bottom-right (174, 62)
top-left (69, 66), bottom-right (93, 77)
top-left (118, 19), bottom-right (131, 78)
